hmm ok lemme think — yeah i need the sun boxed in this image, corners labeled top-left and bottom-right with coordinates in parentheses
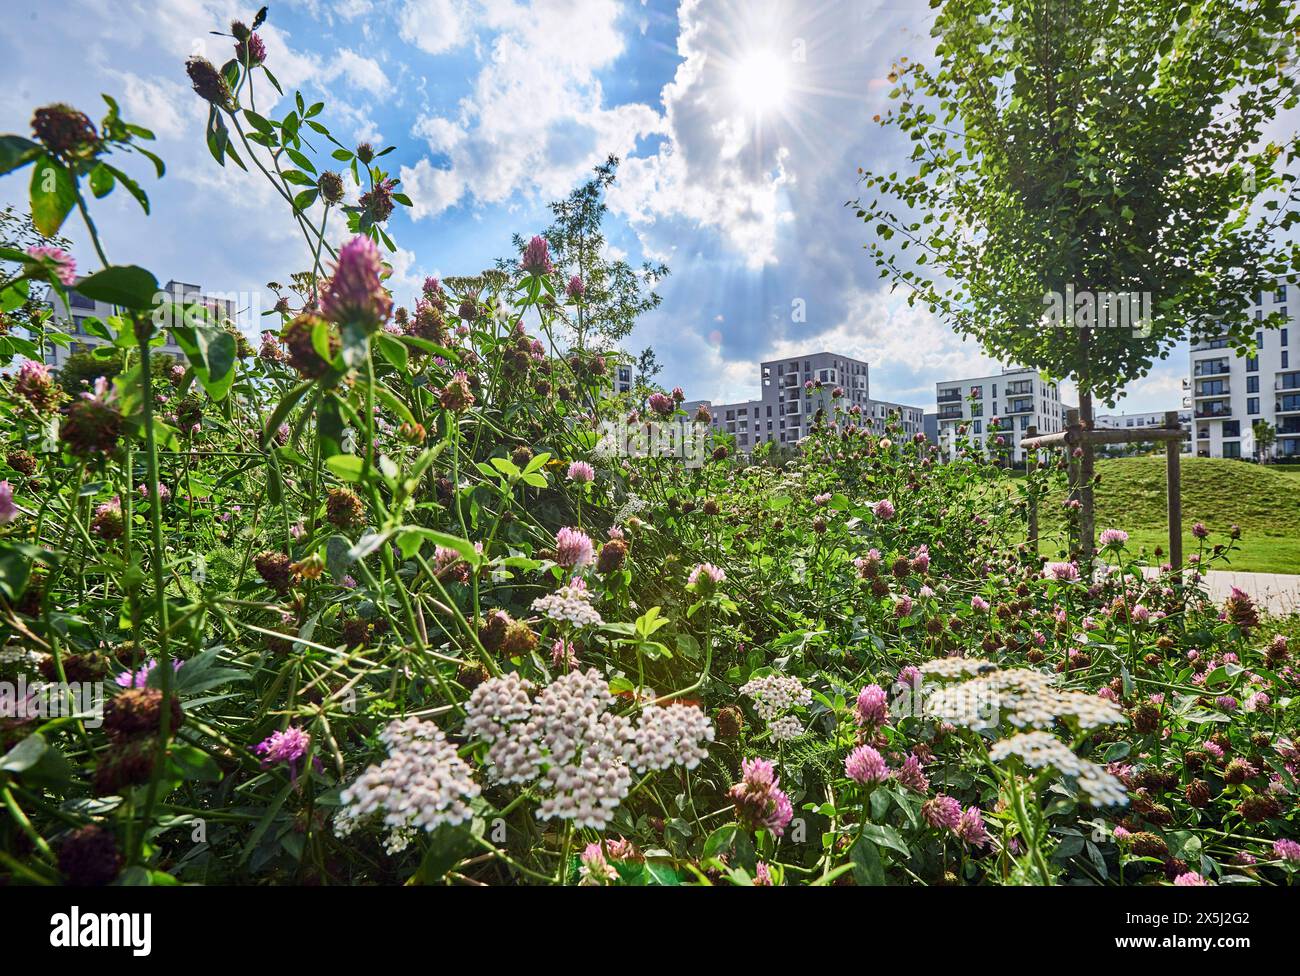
top-left (729, 49), bottom-right (791, 116)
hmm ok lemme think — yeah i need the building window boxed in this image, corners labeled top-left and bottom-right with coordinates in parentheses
top-left (1246, 355), bottom-right (1259, 372)
top-left (1247, 375), bottom-right (1259, 394)
top-left (1285, 351), bottom-right (1291, 369)
top-left (1283, 328), bottom-right (1289, 347)
top-left (69, 291), bottom-right (95, 310)
top-left (1248, 397), bottom-right (1260, 415)
top-left (1223, 420), bottom-right (1241, 438)
top-left (1224, 441), bottom-right (1242, 459)
top-left (1276, 285), bottom-right (1288, 303)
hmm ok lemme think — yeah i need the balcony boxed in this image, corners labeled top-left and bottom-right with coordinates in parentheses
top-left (1277, 372), bottom-right (1300, 392)
top-left (1193, 360), bottom-right (1230, 377)
top-left (937, 390), bottom-right (962, 403)
top-left (1194, 403), bottom-right (1233, 419)
top-left (1193, 381), bottom-right (1230, 398)
top-left (937, 407), bottom-right (963, 421)
top-left (1005, 381), bottom-right (1033, 396)
top-left (1278, 396), bottom-right (1300, 415)
top-left (1004, 399), bottom-right (1034, 415)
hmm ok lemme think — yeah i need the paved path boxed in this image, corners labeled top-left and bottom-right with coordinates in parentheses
top-left (1134, 567), bottom-right (1300, 616)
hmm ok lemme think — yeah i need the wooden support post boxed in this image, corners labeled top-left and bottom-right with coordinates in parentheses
top-left (1076, 407), bottom-right (1095, 568)
top-left (1165, 409), bottom-right (1183, 570)
top-left (1065, 408), bottom-right (1081, 559)
top-left (1026, 424), bottom-right (1039, 552)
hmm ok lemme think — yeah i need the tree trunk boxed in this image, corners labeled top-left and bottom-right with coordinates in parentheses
top-left (1077, 387), bottom-right (1096, 569)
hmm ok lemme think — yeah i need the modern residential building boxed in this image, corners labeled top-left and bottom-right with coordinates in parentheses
top-left (923, 412), bottom-right (940, 445)
top-left (614, 361), bottom-right (636, 396)
top-left (40, 279), bottom-right (237, 369)
top-left (1095, 409), bottom-right (1192, 454)
top-left (864, 399), bottom-right (926, 437)
top-left (1188, 284), bottom-right (1298, 459)
top-left (934, 367), bottom-right (1067, 462)
top-left (685, 352), bottom-right (924, 453)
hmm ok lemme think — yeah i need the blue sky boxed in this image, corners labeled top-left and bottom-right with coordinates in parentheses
top-left (3, 0), bottom-right (1286, 414)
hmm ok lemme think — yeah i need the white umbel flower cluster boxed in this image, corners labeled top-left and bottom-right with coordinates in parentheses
top-left (0, 645), bottom-right (48, 668)
top-left (463, 671), bottom-right (538, 783)
top-left (632, 704), bottom-right (716, 771)
top-left (464, 668), bottom-right (714, 829)
top-left (740, 673), bottom-right (813, 721)
top-left (531, 582), bottom-right (603, 628)
top-left (334, 717), bottom-right (481, 853)
top-left (918, 657), bottom-right (998, 681)
top-left (989, 731), bottom-right (1129, 806)
top-left (926, 668), bottom-right (1124, 732)
top-left (768, 714), bottom-right (804, 743)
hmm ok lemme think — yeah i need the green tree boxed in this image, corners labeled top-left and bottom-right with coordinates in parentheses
top-left (506, 155), bottom-right (669, 350)
top-left (1252, 418), bottom-right (1277, 462)
top-left (58, 347), bottom-right (176, 396)
top-left (854, 0), bottom-right (1300, 559)
top-left (0, 204), bottom-right (73, 342)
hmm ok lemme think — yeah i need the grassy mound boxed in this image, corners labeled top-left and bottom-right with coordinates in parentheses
top-left (1038, 457), bottom-right (1300, 574)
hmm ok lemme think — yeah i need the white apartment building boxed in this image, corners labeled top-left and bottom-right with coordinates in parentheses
top-left (685, 352), bottom-right (923, 452)
top-left (41, 279), bottom-right (237, 369)
top-left (864, 399), bottom-right (926, 437)
top-left (614, 361), bottom-right (636, 396)
top-left (935, 367), bottom-right (1067, 462)
top-left (1095, 409), bottom-right (1192, 454)
top-left (1188, 284), bottom-right (1298, 459)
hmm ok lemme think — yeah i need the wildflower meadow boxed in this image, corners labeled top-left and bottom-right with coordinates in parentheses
top-left (0, 5), bottom-right (1298, 930)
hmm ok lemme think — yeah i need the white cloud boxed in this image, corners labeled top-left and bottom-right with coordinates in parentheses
top-left (324, 49), bottom-right (392, 97)
top-left (400, 157), bottom-right (465, 219)
top-left (402, 0), bottom-right (663, 221)
top-left (398, 0), bottom-right (473, 55)
top-left (604, 0), bottom-right (804, 268)
top-left (110, 71), bottom-right (191, 140)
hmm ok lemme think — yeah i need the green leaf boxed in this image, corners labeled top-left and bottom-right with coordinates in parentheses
top-left (169, 315), bottom-right (237, 400)
top-left (88, 162), bottom-right (116, 198)
top-left (1, 733), bottom-right (74, 787)
top-left (373, 384), bottom-right (415, 426)
top-left (167, 744), bottom-right (223, 783)
top-left (858, 823), bottom-right (910, 858)
top-left (347, 531), bottom-right (390, 562)
top-left (75, 265), bottom-right (160, 310)
top-left (0, 542), bottom-right (46, 600)
top-left (325, 453), bottom-right (365, 482)
top-left (394, 527), bottom-right (480, 564)
top-left (415, 823), bottom-right (477, 883)
top-left (29, 155), bottom-right (76, 236)
top-left (166, 648), bottom-right (247, 695)
top-left (285, 147), bottom-right (316, 174)
top-left (850, 835), bottom-right (886, 886)
top-left (489, 456), bottom-right (521, 478)
top-left (375, 332), bottom-right (408, 369)
top-left (243, 110), bottom-right (274, 134)
top-left (0, 135), bottom-right (41, 175)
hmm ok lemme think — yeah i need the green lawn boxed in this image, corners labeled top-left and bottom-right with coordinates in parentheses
top-left (1033, 457), bottom-right (1300, 574)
